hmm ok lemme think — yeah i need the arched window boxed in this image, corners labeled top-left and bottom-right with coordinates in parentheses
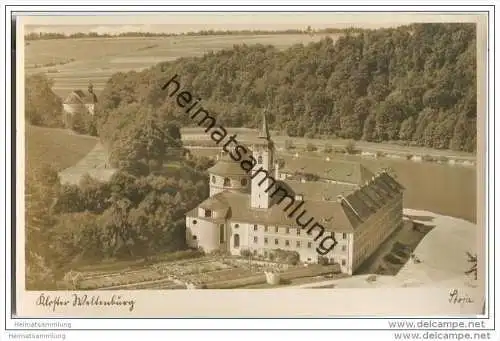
top-left (233, 234), bottom-right (240, 248)
top-left (258, 155), bottom-right (263, 164)
top-left (211, 176), bottom-right (216, 184)
top-left (223, 178), bottom-right (231, 186)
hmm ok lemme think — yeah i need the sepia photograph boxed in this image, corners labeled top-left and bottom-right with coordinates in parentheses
top-left (13, 10), bottom-right (489, 319)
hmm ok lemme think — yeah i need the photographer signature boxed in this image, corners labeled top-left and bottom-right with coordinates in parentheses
top-left (449, 289), bottom-right (474, 305)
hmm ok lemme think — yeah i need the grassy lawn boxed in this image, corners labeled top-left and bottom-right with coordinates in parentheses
top-left (25, 125), bottom-right (98, 172)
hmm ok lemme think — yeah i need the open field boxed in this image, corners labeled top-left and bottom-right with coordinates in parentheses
top-left (58, 142), bottom-right (116, 185)
top-left (26, 125), bottom-right (98, 172)
top-left (26, 125), bottom-right (116, 184)
top-left (25, 34), bottom-right (340, 99)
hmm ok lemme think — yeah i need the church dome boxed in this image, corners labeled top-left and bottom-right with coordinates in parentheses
top-left (208, 152), bottom-right (250, 196)
top-left (207, 153), bottom-right (248, 177)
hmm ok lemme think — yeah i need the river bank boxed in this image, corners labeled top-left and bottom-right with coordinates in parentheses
top-left (180, 127), bottom-right (477, 165)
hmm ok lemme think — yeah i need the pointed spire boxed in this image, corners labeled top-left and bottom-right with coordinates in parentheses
top-left (258, 106), bottom-right (271, 140)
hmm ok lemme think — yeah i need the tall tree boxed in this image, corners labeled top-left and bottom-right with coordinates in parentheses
top-left (25, 74), bottom-right (63, 127)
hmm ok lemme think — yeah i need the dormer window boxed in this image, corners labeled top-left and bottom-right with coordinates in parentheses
top-left (204, 209), bottom-right (212, 218)
top-left (223, 178), bottom-right (231, 186)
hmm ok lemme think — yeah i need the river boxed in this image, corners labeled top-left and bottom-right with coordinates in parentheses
top-left (341, 155), bottom-right (477, 224)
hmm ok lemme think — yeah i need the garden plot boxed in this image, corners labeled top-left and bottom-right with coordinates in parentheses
top-left (73, 256), bottom-right (341, 290)
top-left (78, 268), bottom-right (165, 290)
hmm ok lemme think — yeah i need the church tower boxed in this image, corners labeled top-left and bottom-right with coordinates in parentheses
top-left (250, 108), bottom-right (275, 209)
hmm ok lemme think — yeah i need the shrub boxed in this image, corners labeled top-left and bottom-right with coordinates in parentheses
top-left (344, 140), bottom-right (358, 154)
top-left (209, 248), bottom-right (229, 257)
top-left (276, 158), bottom-right (285, 168)
top-left (272, 249), bottom-right (300, 265)
top-left (395, 250), bottom-right (408, 259)
top-left (318, 256), bottom-right (329, 265)
top-left (422, 154), bottom-right (435, 162)
top-left (285, 252), bottom-right (300, 265)
top-left (393, 241), bottom-right (409, 252)
top-left (323, 143), bottom-right (333, 153)
top-left (240, 249), bottom-right (252, 258)
top-left (306, 143), bottom-right (317, 152)
top-left (383, 253), bottom-right (404, 265)
top-left (149, 249), bottom-right (205, 263)
top-left (300, 172), bottom-right (320, 181)
top-left (333, 147), bottom-right (346, 154)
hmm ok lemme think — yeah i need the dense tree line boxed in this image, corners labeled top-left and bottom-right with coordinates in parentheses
top-left (24, 27), bottom-right (362, 41)
top-left (26, 155), bottom-right (213, 289)
top-left (96, 23), bottom-right (477, 152)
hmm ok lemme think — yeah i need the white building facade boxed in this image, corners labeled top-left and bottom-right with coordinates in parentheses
top-left (186, 111), bottom-right (404, 275)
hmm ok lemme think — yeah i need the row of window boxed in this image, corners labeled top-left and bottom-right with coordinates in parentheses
top-left (190, 236), bottom-right (349, 267)
top-left (211, 176), bottom-right (248, 187)
top-left (251, 236), bottom-right (347, 252)
top-left (252, 236), bottom-right (312, 248)
top-left (249, 249), bottom-right (348, 267)
top-left (191, 220), bottom-right (349, 247)
top-left (236, 224), bottom-right (348, 239)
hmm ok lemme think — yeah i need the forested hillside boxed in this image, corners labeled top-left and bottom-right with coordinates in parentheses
top-left (97, 23), bottom-right (477, 152)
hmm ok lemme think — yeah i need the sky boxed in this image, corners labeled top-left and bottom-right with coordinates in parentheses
top-left (18, 12), bottom-right (480, 35)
